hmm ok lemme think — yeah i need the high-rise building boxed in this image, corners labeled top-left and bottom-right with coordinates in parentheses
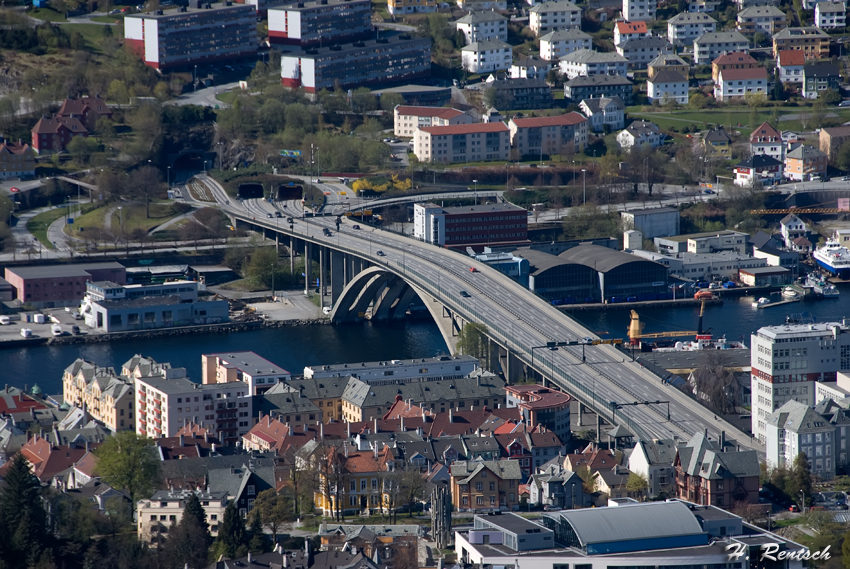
top-left (268, 0), bottom-right (372, 47)
top-left (751, 321), bottom-right (850, 442)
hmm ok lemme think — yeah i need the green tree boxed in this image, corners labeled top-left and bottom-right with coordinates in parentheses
top-left (164, 493), bottom-right (213, 569)
top-left (93, 431), bottom-right (161, 504)
top-left (248, 514), bottom-right (271, 554)
top-left (575, 465), bottom-right (598, 494)
top-left (625, 472), bottom-right (648, 495)
top-left (842, 527), bottom-right (850, 568)
top-left (456, 322), bottom-right (490, 360)
top-left (822, 88), bottom-right (842, 104)
top-left (773, 77), bottom-right (785, 101)
top-left (212, 503), bottom-right (248, 560)
top-left (379, 92), bottom-right (405, 113)
top-left (787, 453), bottom-right (813, 506)
top-left (689, 93), bottom-right (707, 109)
top-left (66, 136), bottom-right (97, 166)
top-left (837, 140), bottom-right (850, 170)
top-left (252, 489), bottom-right (288, 544)
top-left (128, 165), bottom-right (165, 219)
top-left (0, 453), bottom-right (48, 565)
top-left (246, 246), bottom-right (287, 289)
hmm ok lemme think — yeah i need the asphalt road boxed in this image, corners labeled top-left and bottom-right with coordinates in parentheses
top-left (204, 178), bottom-right (760, 453)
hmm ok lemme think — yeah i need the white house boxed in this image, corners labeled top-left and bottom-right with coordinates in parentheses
top-left (647, 70), bottom-right (688, 104)
top-left (780, 213), bottom-right (809, 248)
top-left (777, 49), bottom-right (805, 83)
top-left (529, 0), bottom-right (581, 35)
top-left (693, 31), bottom-right (750, 64)
top-left (713, 67), bottom-right (767, 101)
top-left (617, 120), bottom-right (663, 150)
top-left (461, 39), bottom-right (513, 73)
top-left (539, 28), bottom-right (592, 60)
top-left (394, 106), bottom-right (473, 138)
top-left (627, 438), bottom-right (677, 498)
top-left (815, 1), bottom-right (846, 29)
top-left (454, 11), bottom-right (508, 44)
top-left (614, 20), bottom-right (649, 46)
top-left (456, 0), bottom-right (507, 10)
top-left (733, 154), bottom-right (784, 187)
top-left (623, 0), bottom-right (656, 21)
top-left (616, 36), bottom-right (674, 69)
top-left (765, 400), bottom-right (836, 480)
top-left (667, 12), bottom-right (717, 46)
top-left (749, 121), bottom-right (784, 162)
top-left (559, 48), bottom-right (629, 79)
top-left (579, 96), bottom-right (625, 132)
top-left (688, 0), bottom-right (721, 11)
top-left (510, 56), bottom-right (552, 81)
top-left (736, 5), bottom-right (787, 35)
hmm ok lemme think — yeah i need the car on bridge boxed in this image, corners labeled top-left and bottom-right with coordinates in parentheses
top-left (469, 267), bottom-right (478, 273)
top-left (376, 250), bottom-right (385, 256)
top-left (460, 291), bottom-right (471, 298)
top-left (352, 225), bottom-right (360, 229)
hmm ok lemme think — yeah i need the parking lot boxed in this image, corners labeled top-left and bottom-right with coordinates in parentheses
top-left (0, 307), bottom-right (91, 342)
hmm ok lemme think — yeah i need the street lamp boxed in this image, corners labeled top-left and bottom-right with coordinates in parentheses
top-left (473, 179), bottom-right (478, 205)
top-left (505, 163), bottom-right (509, 189)
top-left (194, 65), bottom-right (198, 92)
top-left (167, 166), bottom-right (171, 188)
top-left (217, 141), bottom-right (224, 171)
top-left (581, 169), bottom-right (587, 206)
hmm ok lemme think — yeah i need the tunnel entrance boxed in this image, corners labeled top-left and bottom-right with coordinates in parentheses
top-left (237, 183), bottom-right (264, 199)
top-left (274, 183), bottom-right (303, 200)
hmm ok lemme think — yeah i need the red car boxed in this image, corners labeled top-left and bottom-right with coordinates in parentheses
top-left (9, 187), bottom-right (19, 193)
top-left (469, 267), bottom-right (478, 273)
top-left (789, 505), bottom-right (799, 512)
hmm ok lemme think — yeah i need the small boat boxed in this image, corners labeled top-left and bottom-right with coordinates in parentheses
top-left (783, 288), bottom-right (799, 298)
top-left (751, 297), bottom-right (771, 307)
top-left (806, 273), bottom-right (840, 298)
top-left (821, 284), bottom-right (840, 298)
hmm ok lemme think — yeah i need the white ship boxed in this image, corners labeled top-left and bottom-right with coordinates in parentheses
top-left (654, 334), bottom-right (747, 352)
top-left (813, 238), bottom-right (850, 278)
top-left (805, 273), bottom-right (840, 298)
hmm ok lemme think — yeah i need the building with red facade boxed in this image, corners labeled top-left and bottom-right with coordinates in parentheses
top-left (504, 384), bottom-right (571, 443)
top-left (30, 115), bottom-right (88, 154)
top-left (4, 262), bottom-right (126, 308)
top-left (413, 202), bottom-right (528, 250)
top-left (674, 432), bottom-right (760, 507)
top-left (57, 97), bottom-right (113, 131)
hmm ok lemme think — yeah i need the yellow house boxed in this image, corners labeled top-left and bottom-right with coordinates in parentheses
top-left (62, 358), bottom-right (134, 432)
top-left (315, 444), bottom-right (396, 516)
top-left (263, 377), bottom-right (349, 422)
top-left (703, 126), bottom-right (733, 157)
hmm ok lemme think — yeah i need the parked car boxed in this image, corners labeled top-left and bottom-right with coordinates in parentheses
top-left (840, 100), bottom-right (850, 107)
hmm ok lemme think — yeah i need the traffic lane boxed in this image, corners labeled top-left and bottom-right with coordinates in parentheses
top-left (2, 179), bottom-right (42, 196)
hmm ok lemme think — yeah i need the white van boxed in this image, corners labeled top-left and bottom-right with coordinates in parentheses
top-left (0, 316), bottom-right (9, 325)
top-left (51, 324), bottom-right (62, 337)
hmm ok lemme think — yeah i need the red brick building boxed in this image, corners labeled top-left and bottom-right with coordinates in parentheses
top-left (674, 432), bottom-right (760, 507)
top-left (57, 96), bottom-right (113, 131)
top-left (31, 115), bottom-right (88, 154)
top-left (4, 262), bottom-right (126, 308)
top-left (504, 384), bottom-right (571, 443)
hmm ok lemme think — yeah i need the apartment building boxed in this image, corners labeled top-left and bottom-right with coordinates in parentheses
top-left (124, 2), bottom-right (257, 70)
top-left (559, 48), bottom-right (628, 79)
top-left (628, 438), bottom-right (677, 498)
top-left (4, 262), bottom-right (126, 308)
top-left (815, 1), bottom-right (846, 29)
top-left (614, 20), bottom-right (649, 46)
top-left (510, 57), bottom-right (552, 81)
top-left (529, 0), bottom-right (581, 35)
top-left (647, 53), bottom-right (689, 78)
top-left (135, 374), bottom-right (252, 441)
top-left (803, 62), bottom-right (841, 99)
top-left (413, 122), bottom-right (510, 164)
top-left (736, 5), bottom-right (788, 35)
top-left (647, 70), bottom-right (688, 104)
top-left (538, 28), bottom-right (591, 60)
top-left (267, 0), bottom-right (372, 47)
top-left (819, 125), bottom-right (850, 162)
top-left (694, 31), bottom-right (750, 64)
top-left (201, 352), bottom-right (291, 396)
top-left (393, 106), bottom-right (471, 137)
top-left (654, 230), bottom-right (749, 255)
top-left (508, 113), bottom-right (588, 157)
top-left (777, 49), bottom-right (805, 83)
top-left (733, 154), bottom-right (784, 186)
top-left (461, 39), bottom-right (513, 73)
top-left (667, 12), bottom-right (717, 46)
top-left (711, 50), bottom-right (758, 81)
top-left (413, 202), bottom-right (527, 248)
top-left (750, 121), bottom-right (784, 162)
top-left (30, 116), bottom-right (87, 154)
top-left (564, 73), bottom-right (633, 103)
top-left (137, 489), bottom-right (228, 544)
top-left (0, 139), bottom-right (35, 179)
top-left (621, 207), bottom-right (679, 240)
top-left (750, 321), bottom-right (850, 442)
top-left (305, 355), bottom-right (478, 381)
top-left (263, 376), bottom-right (350, 422)
top-left (785, 144), bottom-right (827, 181)
top-left (714, 67), bottom-right (768, 101)
top-left (689, 0), bottom-right (721, 11)
top-left (387, 0), bottom-right (437, 14)
top-left (280, 34), bottom-right (431, 93)
top-left (579, 96), bottom-right (625, 132)
top-left (485, 78), bottom-right (553, 110)
top-left (450, 460), bottom-right (523, 512)
top-left (63, 358), bottom-right (135, 432)
top-left (314, 444), bottom-right (395, 515)
top-left (766, 400), bottom-right (840, 480)
top-left (455, 11), bottom-right (508, 44)
top-left (616, 36), bottom-right (674, 69)
top-left (457, 0), bottom-right (507, 9)
top-left (623, 0), bottom-right (656, 20)
top-left (674, 432), bottom-right (760, 506)
top-left (772, 27), bottom-right (830, 58)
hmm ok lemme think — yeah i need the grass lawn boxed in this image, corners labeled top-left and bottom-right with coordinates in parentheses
top-left (215, 91), bottom-right (239, 105)
top-left (220, 278), bottom-right (264, 292)
top-left (90, 15), bottom-right (122, 23)
top-left (29, 8), bottom-right (67, 21)
top-left (64, 202), bottom-right (182, 237)
top-left (26, 208), bottom-right (67, 249)
top-left (62, 23), bottom-right (112, 54)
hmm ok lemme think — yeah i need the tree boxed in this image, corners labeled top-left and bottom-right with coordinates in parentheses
top-left (212, 502), bottom-right (248, 560)
top-left (127, 165), bottom-right (165, 219)
top-left (788, 453), bottom-right (813, 506)
top-left (575, 465), bottom-right (598, 494)
top-left (251, 489), bottom-right (288, 544)
top-left (773, 77), bottom-right (785, 101)
top-left (456, 322), bottom-right (490, 361)
top-left (66, 136), bottom-right (97, 166)
top-left (248, 514), bottom-right (271, 554)
top-left (822, 88), bottom-right (842, 104)
top-left (625, 472), bottom-right (648, 496)
top-left (691, 351), bottom-right (740, 415)
top-left (837, 140), bottom-right (850, 170)
top-left (380, 92), bottom-right (405, 113)
top-left (0, 453), bottom-right (48, 565)
top-left (163, 494), bottom-right (212, 569)
top-left (689, 93), bottom-right (707, 110)
top-left (93, 431), bottom-right (161, 505)
top-left (399, 466), bottom-right (425, 520)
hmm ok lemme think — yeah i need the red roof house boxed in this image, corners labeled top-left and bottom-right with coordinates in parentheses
top-left (57, 96), bottom-right (113, 131)
top-left (31, 116), bottom-right (88, 154)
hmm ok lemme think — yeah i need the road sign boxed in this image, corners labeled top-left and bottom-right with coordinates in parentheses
top-left (280, 150), bottom-right (302, 157)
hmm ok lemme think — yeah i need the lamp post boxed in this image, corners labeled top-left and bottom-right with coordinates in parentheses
top-left (167, 166), bottom-right (171, 188)
top-left (217, 141), bottom-right (224, 171)
top-left (505, 163), bottom-right (509, 189)
top-left (581, 169), bottom-right (587, 206)
top-left (473, 179), bottom-right (478, 205)
top-left (194, 65), bottom-right (197, 91)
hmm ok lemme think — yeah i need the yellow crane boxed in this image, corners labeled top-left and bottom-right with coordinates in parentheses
top-left (628, 301), bottom-right (706, 340)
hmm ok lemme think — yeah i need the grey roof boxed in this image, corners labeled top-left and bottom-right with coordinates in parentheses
top-left (266, 377), bottom-right (351, 399)
top-left (540, 28), bottom-right (592, 42)
top-left (462, 39), bottom-right (512, 52)
top-left (768, 400), bottom-right (831, 433)
top-left (817, 1), bottom-right (846, 11)
top-left (561, 48), bottom-right (628, 64)
top-left (694, 31), bottom-right (749, 44)
top-left (529, 0), bottom-right (581, 13)
top-left (515, 56), bottom-right (551, 69)
top-left (319, 524), bottom-right (422, 539)
top-left (669, 11), bottom-right (717, 23)
top-left (558, 244), bottom-right (665, 273)
top-left (455, 10), bottom-right (506, 24)
top-left (648, 69), bottom-right (687, 84)
top-left (677, 432), bottom-right (760, 480)
top-left (737, 5), bottom-right (785, 17)
top-left (443, 203), bottom-right (526, 215)
top-left (255, 393), bottom-right (321, 417)
top-left (804, 63), bottom-right (840, 78)
top-left (148, 488), bottom-right (228, 501)
top-left (774, 26), bottom-right (829, 39)
top-left (97, 294), bottom-right (184, 309)
top-left (736, 154), bottom-right (783, 168)
top-left (633, 438), bottom-right (677, 466)
top-left (787, 144), bottom-right (826, 159)
top-left (565, 74), bottom-right (632, 87)
top-left (205, 352), bottom-right (290, 376)
top-left (305, 355), bottom-right (478, 378)
top-left (488, 77), bottom-right (550, 90)
top-left (477, 511), bottom-right (549, 534)
top-left (161, 453), bottom-right (278, 486)
top-left (580, 96), bottom-right (625, 113)
top-left (545, 501), bottom-right (705, 546)
top-left (704, 126), bottom-right (732, 143)
top-left (515, 248), bottom-right (583, 276)
top-left (623, 206), bottom-right (678, 215)
top-left (462, 434), bottom-right (501, 453)
top-left (342, 375), bottom-right (505, 409)
top-left (6, 262), bottom-right (124, 280)
top-left (207, 461), bottom-right (276, 498)
top-left (648, 53), bottom-right (688, 68)
top-left (618, 37), bottom-right (673, 51)
top-left (450, 459), bottom-right (522, 482)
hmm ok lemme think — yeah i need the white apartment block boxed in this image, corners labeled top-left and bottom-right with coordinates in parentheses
top-left (393, 106), bottom-right (472, 137)
top-left (714, 68), bottom-right (768, 101)
top-left (815, 1), bottom-right (846, 29)
top-left (529, 0), bottom-right (582, 35)
top-left (201, 351), bottom-right (291, 396)
top-left (736, 5), bottom-right (787, 35)
top-left (667, 12), bottom-right (717, 46)
top-left (508, 112), bottom-right (589, 156)
top-left (539, 28), bottom-right (592, 60)
top-left (689, 0), bottom-right (721, 11)
top-left (559, 48), bottom-right (629, 79)
top-left (461, 39), bottom-right (513, 73)
top-left (623, 0), bottom-right (657, 21)
top-left (455, 11), bottom-right (509, 44)
top-left (750, 321), bottom-right (850, 443)
top-left (137, 489), bottom-right (228, 544)
top-left (135, 375), bottom-right (252, 441)
top-left (413, 122), bottom-right (511, 164)
top-left (614, 20), bottom-right (649, 46)
top-left (647, 70), bottom-right (689, 104)
top-left (693, 31), bottom-right (750, 64)
top-left (766, 400), bottom-right (837, 480)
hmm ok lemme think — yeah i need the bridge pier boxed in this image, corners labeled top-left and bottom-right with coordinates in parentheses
top-left (304, 242), bottom-right (312, 296)
top-left (319, 247), bottom-right (326, 309)
top-left (290, 237), bottom-right (295, 276)
top-left (331, 251), bottom-right (344, 304)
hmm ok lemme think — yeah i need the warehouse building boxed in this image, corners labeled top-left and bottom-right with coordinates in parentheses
top-left (621, 207), bottom-right (680, 239)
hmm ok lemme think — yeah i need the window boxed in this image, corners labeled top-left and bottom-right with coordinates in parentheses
top-left (476, 482), bottom-right (483, 491)
top-left (476, 496), bottom-right (483, 505)
top-left (247, 485), bottom-right (255, 496)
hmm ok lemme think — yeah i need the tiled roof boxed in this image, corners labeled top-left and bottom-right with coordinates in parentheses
top-left (31, 116), bottom-right (88, 135)
top-left (648, 69), bottom-right (687, 84)
top-left (750, 121), bottom-right (781, 143)
top-left (57, 96), bottom-right (111, 118)
top-left (615, 21), bottom-right (647, 34)
top-left (778, 50), bottom-right (805, 66)
top-left (510, 112), bottom-right (587, 128)
top-left (712, 51), bottom-right (757, 65)
top-left (719, 67), bottom-right (768, 81)
top-left (396, 106), bottom-right (465, 119)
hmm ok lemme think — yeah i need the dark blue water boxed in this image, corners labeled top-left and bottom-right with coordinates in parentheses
top-left (570, 290), bottom-right (850, 344)
top-left (4, 321), bottom-right (449, 396)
